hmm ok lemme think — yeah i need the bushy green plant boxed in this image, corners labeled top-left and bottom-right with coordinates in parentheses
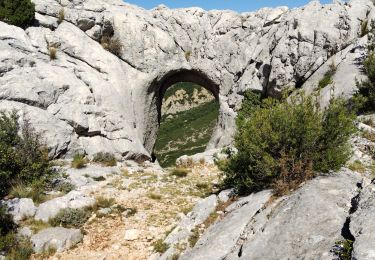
top-left (0, 111), bottom-right (54, 197)
top-left (49, 208), bottom-right (91, 228)
top-left (153, 239), bottom-right (169, 253)
top-left (71, 153), bottom-right (88, 169)
top-left (354, 20), bottom-right (375, 113)
top-left (101, 36), bottom-right (122, 56)
top-left (220, 92), bottom-right (356, 195)
top-left (92, 152), bottom-right (117, 167)
top-left (0, 0), bottom-right (35, 28)
top-left (0, 205), bottom-right (17, 253)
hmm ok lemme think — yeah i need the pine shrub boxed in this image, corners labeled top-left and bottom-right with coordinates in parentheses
top-left (220, 92), bottom-right (356, 195)
top-left (0, 0), bottom-right (35, 28)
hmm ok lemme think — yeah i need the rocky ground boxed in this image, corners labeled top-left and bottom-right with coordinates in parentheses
top-left (3, 159), bottom-right (221, 260)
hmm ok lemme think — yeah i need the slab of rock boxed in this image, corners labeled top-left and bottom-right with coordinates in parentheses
top-left (35, 191), bottom-right (95, 222)
top-left (351, 183), bottom-right (375, 260)
top-left (0, 0), bottom-right (372, 160)
top-left (164, 195), bottom-right (218, 246)
top-left (124, 229), bottom-right (140, 241)
top-left (3, 198), bottom-right (37, 222)
top-left (181, 190), bottom-right (272, 260)
top-left (235, 169), bottom-right (361, 260)
top-left (31, 227), bottom-right (83, 253)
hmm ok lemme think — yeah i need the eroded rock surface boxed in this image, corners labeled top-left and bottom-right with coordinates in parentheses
top-left (0, 0), bottom-right (373, 159)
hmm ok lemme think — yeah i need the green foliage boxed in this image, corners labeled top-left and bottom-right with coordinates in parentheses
top-left (188, 227), bottom-right (200, 247)
top-left (354, 20), bottom-right (375, 113)
top-left (318, 62), bottom-right (337, 90)
top-left (0, 0), bottom-right (35, 28)
top-left (49, 208), bottom-right (91, 228)
top-left (155, 99), bottom-right (219, 167)
top-left (334, 239), bottom-right (354, 260)
top-left (71, 153), bottom-right (88, 169)
top-left (10, 180), bottom-right (46, 204)
top-left (0, 205), bottom-right (18, 254)
top-left (92, 152), bottom-right (117, 167)
top-left (0, 111), bottom-right (54, 198)
top-left (6, 237), bottom-right (33, 260)
top-left (153, 239), bottom-right (169, 253)
top-left (170, 168), bottom-right (189, 178)
top-left (220, 93), bottom-right (356, 195)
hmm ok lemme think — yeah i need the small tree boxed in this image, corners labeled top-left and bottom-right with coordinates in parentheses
top-left (0, 0), bottom-right (35, 28)
top-left (220, 91), bottom-right (356, 195)
top-left (353, 20), bottom-right (375, 113)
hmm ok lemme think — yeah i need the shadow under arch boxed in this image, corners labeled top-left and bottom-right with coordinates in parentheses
top-left (144, 69), bottom-right (221, 156)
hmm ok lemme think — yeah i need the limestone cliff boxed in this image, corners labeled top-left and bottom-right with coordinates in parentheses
top-left (0, 0), bottom-right (373, 161)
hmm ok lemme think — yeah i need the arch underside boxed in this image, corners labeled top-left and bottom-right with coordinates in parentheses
top-left (144, 69), bottom-right (222, 155)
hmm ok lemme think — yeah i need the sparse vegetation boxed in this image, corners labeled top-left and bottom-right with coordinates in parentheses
top-left (56, 182), bottom-right (76, 194)
top-left (153, 239), bottom-right (169, 253)
top-left (148, 193), bottom-right (162, 200)
top-left (92, 152), bottom-right (117, 167)
top-left (0, 0), bottom-right (35, 28)
top-left (91, 196), bottom-right (115, 211)
top-left (348, 160), bottom-right (366, 174)
top-left (170, 168), bottom-right (189, 178)
top-left (49, 46), bottom-right (57, 60)
top-left (58, 8), bottom-right (65, 24)
top-left (185, 50), bottom-right (192, 61)
top-left (318, 62), bottom-right (337, 90)
top-left (71, 153), bottom-right (88, 169)
top-left (188, 227), bottom-right (200, 247)
top-left (220, 91), bottom-right (356, 195)
top-left (101, 36), bottom-right (123, 56)
top-left (9, 180), bottom-right (46, 204)
top-left (92, 176), bottom-right (106, 182)
top-left (361, 19), bottom-right (369, 37)
top-left (49, 208), bottom-right (91, 228)
top-left (333, 239), bottom-right (354, 260)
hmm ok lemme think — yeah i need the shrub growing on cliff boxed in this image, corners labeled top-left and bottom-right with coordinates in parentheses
top-left (220, 91), bottom-right (356, 195)
top-left (0, 0), bottom-right (35, 28)
top-left (353, 20), bottom-right (375, 113)
top-left (101, 36), bottom-right (122, 57)
top-left (92, 152), bottom-right (117, 167)
top-left (0, 111), bottom-right (53, 197)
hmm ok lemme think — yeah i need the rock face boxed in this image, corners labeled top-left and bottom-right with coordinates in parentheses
top-left (180, 169), bottom-right (363, 259)
top-left (35, 191), bottom-right (95, 222)
top-left (3, 198), bottom-right (37, 222)
top-left (0, 0), bottom-right (373, 160)
top-left (31, 227), bottom-right (83, 253)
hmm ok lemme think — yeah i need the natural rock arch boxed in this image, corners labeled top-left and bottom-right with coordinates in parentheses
top-left (143, 69), bottom-right (227, 155)
top-left (0, 0), bottom-right (371, 161)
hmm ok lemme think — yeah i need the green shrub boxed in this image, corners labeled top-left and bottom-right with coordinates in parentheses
top-left (353, 20), bottom-right (375, 113)
top-left (49, 208), bottom-right (91, 228)
top-left (220, 92), bottom-right (356, 195)
top-left (6, 237), bottom-right (33, 260)
top-left (56, 182), bottom-right (75, 194)
top-left (0, 111), bottom-right (54, 198)
top-left (71, 153), bottom-right (88, 169)
top-left (153, 239), bottom-right (169, 253)
top-left (0, 0), bottom-right (35, 28)
top-left (92, 152), bottom-right (117, 167)
top-left (0, 205), bottom-right (17, 253)
top-left (170, 168), bottom-right (189, 178)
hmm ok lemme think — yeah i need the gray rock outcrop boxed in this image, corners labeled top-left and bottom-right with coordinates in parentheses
top-left (35, 191), bottom-right (95, 222)
top-left (180, 169), bottom-right (363, 259)
top-left (3, 198), bottom-right (37, 222)
top-left (31, 227), bottom-right (83, 253)
top-left (0, 0), bottom-right (373, 160)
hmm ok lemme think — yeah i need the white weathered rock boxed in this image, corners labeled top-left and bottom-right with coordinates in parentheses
top-left (18, 227), bottom-right (33, 238)
top-left (31, 227), bottom-right (83, 253)
top-left (3, 198), bottom-right (37, 222)
top-left (164, 195), bottom-right (217, 246)
top-left (351, 183), bottom-right (375, 260)
top-left (35, 191), bottom-right (95, 222)
top-left (124, 229), bottom-right (140, 241)
top-left (181, 190), bottom-right (272, 260)
top-left (181, 169), bottom-right (362, 259)
top-left (0, 0), bottom-right (372, 160)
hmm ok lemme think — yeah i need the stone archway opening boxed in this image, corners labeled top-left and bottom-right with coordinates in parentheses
top-left (145, 69), bottom-right (221, 167)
